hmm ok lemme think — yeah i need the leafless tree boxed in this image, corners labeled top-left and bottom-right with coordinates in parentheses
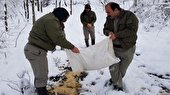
top-left (26, 0), bottom-right (29, 19)
top-left (36, 0), bottom-right (40, 11)
top-left (59, 0), bottom-right (61, 7)
top-left (23, 0), bottom-right (29, 20)
top-left (4, 2), bottom-right (8, 32)
top-left (64, 0), bottom-right (67, 6)
top-left (24, 1), bottom-right (27, 18)
top-left (31, 0), bottom-right (35, 24)
top-left (134, 0), bottom-right (138, 6)
top-left (70, 0), bottom-right (72, 15)
top-left (40, 0), bottom-right (43, 12)
top-left (55, 0), bottom-right (58, 7)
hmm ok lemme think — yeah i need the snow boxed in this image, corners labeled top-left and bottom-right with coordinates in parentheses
top-left (0, 0), bottom-right (170, 95)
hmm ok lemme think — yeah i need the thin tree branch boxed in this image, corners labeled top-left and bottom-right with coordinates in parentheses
top-left (7, 84), bottom-right (21, 93)
top-left (15, 22), bottom-right (28, 47)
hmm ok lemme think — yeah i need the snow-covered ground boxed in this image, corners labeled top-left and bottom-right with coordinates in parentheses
top-left (0, 1), bottom-right (170, 95)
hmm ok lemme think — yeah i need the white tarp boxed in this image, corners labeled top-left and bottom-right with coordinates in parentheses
top-left (66, 37), bottom-right (120, 72)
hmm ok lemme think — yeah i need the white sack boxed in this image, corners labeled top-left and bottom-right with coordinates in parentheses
top-left (66, 37), bottom-right (120, 72)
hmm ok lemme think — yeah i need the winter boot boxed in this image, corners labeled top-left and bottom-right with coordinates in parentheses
top-left (91, 39), bottom-right (95, 45)
top-left (113, 85), bottom-right (123, 91)
top-left (85, 40), bottom-right (89, 47)
top-left (36, 87), bottom-right (48, 95)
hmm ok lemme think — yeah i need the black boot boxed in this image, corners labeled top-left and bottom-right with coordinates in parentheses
top-left (91, 39), bottom-right (95, 45)
top-left (85, 40), bottom-right (89, 47)
top-left (113, 85), bottom-right (123, 91)
top-left (36, 87), bottom-right (48, 95)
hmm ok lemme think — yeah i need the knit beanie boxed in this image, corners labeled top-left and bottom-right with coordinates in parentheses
top-left (52, 7), bottom-right (69, 22)
top-left (85, 4), bottom-right (91, 9)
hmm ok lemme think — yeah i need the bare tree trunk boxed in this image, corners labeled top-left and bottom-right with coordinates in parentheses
top-left (55, 0), bottom-right (58, 8)
top-left (24, 1), bottom-right (27, 18)
top-left (98, 0), bottom-right (105, 6)
top-left (40, 0), bottom-right (43, 12)
top-left (64, 0), bottom-right (67, 6)
top-left (70, 0), bottom-right (72, 15)
top-left (4, 2), bottom-right (8, 32)
top-left (37, 0), bottom-right (40, 11)
top-left (26, 0), bottom-right (29, 19)
top-left (134, 0), bottom-right (138, 6)
top-left (42, 0), bottom-right (49, 7)
top-left (59, 0), bottom-right (61, 7)
top-left (31, 0), bottom-right (36, 24)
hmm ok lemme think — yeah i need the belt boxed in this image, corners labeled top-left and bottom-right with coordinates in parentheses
top-left (113, 44), bottom-right (122, 48)
top-left (28, 43), bottom-right (47, 52)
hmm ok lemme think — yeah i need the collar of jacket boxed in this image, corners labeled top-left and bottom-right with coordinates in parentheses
top-left (117, 9), bottom-right (125, 19)
top-left (50, 12), bottom-right (60, 22)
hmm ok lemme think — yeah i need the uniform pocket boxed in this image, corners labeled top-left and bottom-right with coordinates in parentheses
top-left (24, 49), bottom-right (40, 60)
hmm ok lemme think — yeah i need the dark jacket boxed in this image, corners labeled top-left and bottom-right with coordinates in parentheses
top-left (103, 9), bottom-right (139, 50)
top-left (28, 12), bottom-right (74, 51)
top-left (80, 10), bottom-right (96, 26)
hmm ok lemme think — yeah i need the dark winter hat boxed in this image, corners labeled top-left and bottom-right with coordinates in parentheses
top-left (52, 7), bottom-right (69, 22)
top-left (85, 4), bottom-right (91, 9)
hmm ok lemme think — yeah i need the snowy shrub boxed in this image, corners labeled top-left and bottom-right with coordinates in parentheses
top-left (53, 57), bottom-right (61, 66)
top-left (3, 70), bottom-right (37, 95)
top-left (134, 2), bottom-right (170, 32)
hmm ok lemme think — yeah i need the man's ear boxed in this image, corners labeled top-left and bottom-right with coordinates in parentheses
top-left (114, 8), bottom-right (119, 12)
top-left (114, 8), bottom-right (120, 14)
